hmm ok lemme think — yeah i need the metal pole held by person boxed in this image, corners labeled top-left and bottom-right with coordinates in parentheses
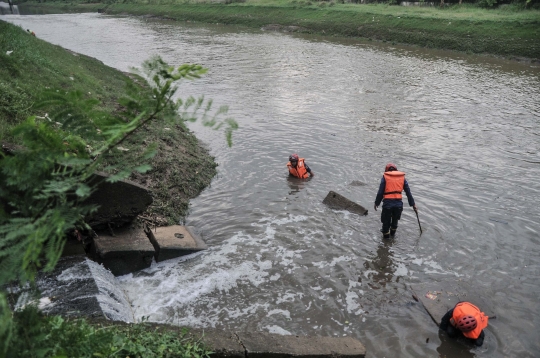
top-left (414, 207), bottom-right (422, 234)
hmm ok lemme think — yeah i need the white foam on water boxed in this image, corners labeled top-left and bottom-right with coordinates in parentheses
top-left (85, 259), bottom-right (134, 322)
top-left (345, 281), bottom-right (362, 314)
top-left (408, 254), bottom-right (461, 276)
top-left (267, 309), bottom-right (291, 319)
top-left (363, 269), bottom-right (378, 279)
top-left (57, 261), bottom-right (93, 281)
top-left (118, 214), bottom-right (311, 326)
top-left (312, 255), bottom-right (353, 269)
top-left (265, 325), bottom-right (292, 335)
top-left (276, 292), bottom-right (303, 304)
top-left (38, 297), bottom-right (53, 310)
top-left (394, 262), bottom-right (409, 277)
top-left (256, 214), bottom-right (309, 226)
top-left (14, 291), bottom-right (33, 311)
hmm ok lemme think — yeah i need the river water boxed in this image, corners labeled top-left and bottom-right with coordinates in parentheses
top-left (3, 12), bottom-right (540, 357)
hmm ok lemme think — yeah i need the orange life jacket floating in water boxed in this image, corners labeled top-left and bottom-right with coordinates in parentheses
top-left (383, 171), bottom-right (405, 199)
top-left (287, 158), bottom-right (309, 179)
top-left (452, 302), bottom-right (489, 339)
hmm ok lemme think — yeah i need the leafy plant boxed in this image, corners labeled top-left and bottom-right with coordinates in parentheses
top-left (5, 306), bottom-right (213, 357)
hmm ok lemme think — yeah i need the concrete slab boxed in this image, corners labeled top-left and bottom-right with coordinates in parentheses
top-left (410, 280), bottom-right (495, 326)
top-left (189, 328), bottom-right (245, 358)
top-left (146, 225), bottom-right (207, 262)
top-left (322, 191), bottom-right (368, 216)
top-left (92, 227), bottom-right (155, 276)
top-left (238, 332), bottom-right (366, 358)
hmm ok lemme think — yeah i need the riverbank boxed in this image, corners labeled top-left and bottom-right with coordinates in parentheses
top-left (15, 0), bottom-right (540, 60)
top-left (0, 20), bottom-right (217, 225)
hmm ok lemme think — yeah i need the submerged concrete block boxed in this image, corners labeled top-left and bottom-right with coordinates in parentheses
top-left (410, 280), bottom-right (495, 327)
top-left (146, 225), bottom-right (207, 262)
top-left (322, 191), bottom-right (368, 216)
top-left (83, 172), bottom-right (153, 229)
top-left (238, 332), bottom-right (366, 358)
top-left (92, 227), bottom-right (155, 276)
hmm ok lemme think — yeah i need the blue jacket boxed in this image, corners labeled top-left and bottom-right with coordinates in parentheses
top-left (374, 176), bottom-right (415, 209)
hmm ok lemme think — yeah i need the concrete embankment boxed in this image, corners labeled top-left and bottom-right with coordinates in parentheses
top-left (16, 1), bottom-right (540, 60)
top-left (87, 317), bottom-right (368, 357)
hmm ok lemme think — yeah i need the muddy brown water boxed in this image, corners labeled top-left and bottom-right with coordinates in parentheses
top-left (3, 12), bottom-right (540, 357)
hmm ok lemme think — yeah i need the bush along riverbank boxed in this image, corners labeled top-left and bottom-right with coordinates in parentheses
top-left (16, 0), bottom-right (540, 60)
top-left (0, 20), bottom-right (219, 226)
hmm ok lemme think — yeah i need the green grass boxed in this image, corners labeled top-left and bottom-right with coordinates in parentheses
top-left (18, 0), bottom-right (540, 58)
top-left (0, 20), bottom-right (130, 139)
top-left (5, 306), bottom-right (212, 357)
top-left (0, 21), bottom-right (217, 224)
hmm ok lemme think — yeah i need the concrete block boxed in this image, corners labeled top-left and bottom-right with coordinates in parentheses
top-left (146, 225), bottom-right (207, 262)
top-left (238, 332), bottom-right (366, 358)
top-left (92, 227), bottom-right (155, 276)
top-left (83, 172), bottom-right (153, 229)
top-left (61, 237), bottom-right (87, 257)
top-left (322, 191), bottom-right (368, 216)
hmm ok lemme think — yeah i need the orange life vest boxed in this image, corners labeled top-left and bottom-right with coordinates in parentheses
top-left (287, 158), bottom-right (309, 179)
top-left (383, 171), bottom-right (405, 199)
top-left (451, 302), bottom-right (489, 339)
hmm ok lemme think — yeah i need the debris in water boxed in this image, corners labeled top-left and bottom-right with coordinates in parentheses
top-left (425, 291), bottom-right (438, 300)
top-left (412, 293), bottom-right (419, 302)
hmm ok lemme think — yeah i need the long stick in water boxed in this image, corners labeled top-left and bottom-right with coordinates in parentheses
top-left (414, 208), bottom-right (423, 234)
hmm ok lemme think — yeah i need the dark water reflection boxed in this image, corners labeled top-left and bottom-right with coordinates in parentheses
top-left (2, 13), bottom-right (539, 357)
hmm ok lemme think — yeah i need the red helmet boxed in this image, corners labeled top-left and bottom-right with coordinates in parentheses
top-left (456, 315), bottom-right (477, 332)
top-left (289, 154), bottom-right (299, 162)
top-left (385, 163), bottom-right (397, 172)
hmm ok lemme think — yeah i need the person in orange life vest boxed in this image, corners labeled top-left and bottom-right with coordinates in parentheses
top-left (373, 163), bottom-right (416, 239)
top-left (440, 302), bottom-right (489, 347)
top-left (287, 154), bottom-right (314, 179)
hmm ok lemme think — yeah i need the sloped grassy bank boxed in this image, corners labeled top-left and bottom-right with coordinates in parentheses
top-left (0, 20), bottom-right (217, 225)
top-left (17, 1), bottom-right (540, 60)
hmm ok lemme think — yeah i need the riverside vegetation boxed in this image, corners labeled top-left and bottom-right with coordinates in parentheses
top-left (16, 0), bottom-right (540, 59)
top-left (0, 20), bottom-right (235, 356)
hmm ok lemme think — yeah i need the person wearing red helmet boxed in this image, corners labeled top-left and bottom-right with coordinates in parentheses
top-left (440, 302), bottom-right (489, 347)
top-left (373, 163), bottom-right (416, 239)
top-left (287, 154), bottom-right (314, 178)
